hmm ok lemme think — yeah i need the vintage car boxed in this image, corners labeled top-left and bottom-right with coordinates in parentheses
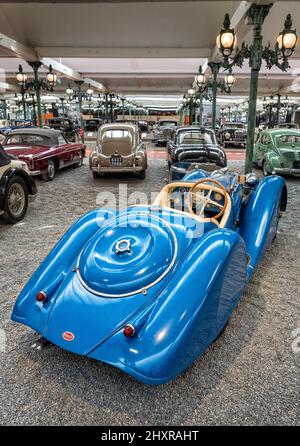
top-left (277, 123), bottom-right (299, 130)
top-left (3, 128), bottom-right (86, 181)
top-left (138, 120), bottom-right (149, 133)
top-left (84, 118), bottom-right (102, 132)
top-left (11, 166), bottom-right (286, 385)
top-left (218, 122), bottom-right (247, 148)
top-left (11, 119), bottom-right (34, 129)
top-left (154, 118), bottom-right (178, 146)
top-left (253, 128), bottom-right (300, 176)
top-left (89, 123), bottom-right (147, 179)
top-left (167, 126), bottom-right (227, 180)
top-left (46, 117), bottom-right (79, 142)
top-left (0, 119), bottom-right (12, 138)
top-left (0, 144), bottom-right (37, 223)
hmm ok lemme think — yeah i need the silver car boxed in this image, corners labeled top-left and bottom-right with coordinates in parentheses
top-left (89, 123), bottom-right (147, 179)
top-left (154, 119), bottom-right (178, 146)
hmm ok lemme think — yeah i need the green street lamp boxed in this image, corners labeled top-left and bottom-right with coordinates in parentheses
top-left (66, 84), bottom-right (74, 99)
top-left (17, 63), bottom-right (57, 127)
top-left (195, 64), bottom-right (235, 130)
top-left (216, 7), bottom-right (297, 173)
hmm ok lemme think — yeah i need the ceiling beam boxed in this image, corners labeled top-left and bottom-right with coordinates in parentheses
top-left (83, 77), bottom-right (106, 92)
top-left (40, 57), bottom-right (83, 81)
top-left (0, 33), bottom-right (37, 61)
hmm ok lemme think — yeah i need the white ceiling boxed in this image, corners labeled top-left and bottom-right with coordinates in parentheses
top-left (0, 1), bottom-right (299, 107)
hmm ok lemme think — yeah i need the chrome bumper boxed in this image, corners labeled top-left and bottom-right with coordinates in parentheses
top-left (30, 170), bottom-right (41, 176)
top-left (92, 166), bottom-right (143, 173)
top-left (272, 167), bottom-right (300, 176)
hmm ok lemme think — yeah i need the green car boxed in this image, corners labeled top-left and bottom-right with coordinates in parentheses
top-left (254, 128), bottom-right (300, 176)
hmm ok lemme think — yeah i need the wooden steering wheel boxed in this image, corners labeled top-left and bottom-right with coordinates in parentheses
top-left (187, 178), bottom-right (228, 221)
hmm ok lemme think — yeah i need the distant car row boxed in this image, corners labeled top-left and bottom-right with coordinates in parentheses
top-left (1, 122), bottom-right (299, 225)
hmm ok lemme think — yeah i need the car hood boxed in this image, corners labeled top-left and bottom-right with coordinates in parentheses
top-left (4, 144), bottom-right (49, 157)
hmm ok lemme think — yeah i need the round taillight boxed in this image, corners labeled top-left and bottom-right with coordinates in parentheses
top-left (36, 291), bottom-right (47, 302)
top-left (123, 324), bottom-right (135, 337)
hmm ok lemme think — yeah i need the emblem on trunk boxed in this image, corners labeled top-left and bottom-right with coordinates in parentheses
top-left (115, 238), bottom-right (131, 254)
top-left (62, 331), bottom-right (75, 342)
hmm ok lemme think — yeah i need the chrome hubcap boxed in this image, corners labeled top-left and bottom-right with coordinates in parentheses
top-left (48, 162), bottom-right (55, 178)
top-left (8, 183), bottom-right (25, 216)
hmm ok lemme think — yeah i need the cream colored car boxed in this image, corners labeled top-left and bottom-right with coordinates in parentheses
top-left (89, 123), bottom-right (147, 179)
top-left (0, 145), bottom-right (37, 223)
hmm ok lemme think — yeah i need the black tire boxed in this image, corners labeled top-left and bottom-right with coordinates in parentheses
top-left (262, 159), bottom-right (270, 177)
top-left (75, 150), bottom-right (84, 168)
top-left (42, 159), bottom-right (56, 181)
top-left (2, 176), bottom-right (28, 224)
top-left (137, 170), bottom-right (146, 179)
top-left (213, 321), bottom-right (229, 343)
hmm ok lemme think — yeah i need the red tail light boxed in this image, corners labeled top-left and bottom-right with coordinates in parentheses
top-left (123, 324), bottom-right (135, 337)
top-left (36, 291), bottom-right (47, 302)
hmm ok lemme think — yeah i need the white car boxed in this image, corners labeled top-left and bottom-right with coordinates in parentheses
top-left (0, 145), bottom-right (37, 223)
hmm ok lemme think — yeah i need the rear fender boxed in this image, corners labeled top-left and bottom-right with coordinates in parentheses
top-left (89, 229), bottom-right (247, 385)
top-left (239, 175), bottom-right (286, 279)
top-left (11, 208), bottom-right (115, 330)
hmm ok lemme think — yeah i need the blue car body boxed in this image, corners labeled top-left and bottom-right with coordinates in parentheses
top-left (11, 169), bottom-right (287, 385)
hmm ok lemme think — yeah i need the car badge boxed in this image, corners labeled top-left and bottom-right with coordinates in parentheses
top-left (62, 331), bottom-right (75, 342)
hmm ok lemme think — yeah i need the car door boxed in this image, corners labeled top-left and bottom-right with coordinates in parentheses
top-left (58, 132), bottom-right (82, 165)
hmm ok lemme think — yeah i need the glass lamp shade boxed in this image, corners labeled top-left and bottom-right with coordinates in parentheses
top-left (216, 31), bottom-right (236, 56)
top-left (87, 88), bottom-right (93, 96)
top-left (46, 72), bottom-right (57, 85)
top-left (195, 73), bottom-right (206, 86)
top-left (66, 88), bottom-right (73, 96)
top-left (277, 31), bottom-right (297, 52)
top-left (188, 88), bottom-right (195, 96)
top-left (225, 73), bottom-right (236, 87)
top-left (282, 96), bottom-right (289, 106)
top-left (16, 72), bottom-right (27, 84)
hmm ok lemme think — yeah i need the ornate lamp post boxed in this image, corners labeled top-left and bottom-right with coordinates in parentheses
top-left (187, 88), bottom-right (196, 124)
top-left (195, 64), bottom-right (236, 130)
top-left (17, 63), bottom-right (57, 127)
top-left (217, 7), bottom-right (297, 173)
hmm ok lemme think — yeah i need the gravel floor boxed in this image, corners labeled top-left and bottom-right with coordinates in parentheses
top-left (0, 145), bottom-right (299, 426)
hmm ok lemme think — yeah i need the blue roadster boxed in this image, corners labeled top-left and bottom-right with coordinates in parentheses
top-left (11, 168), bottom-right (287, 385)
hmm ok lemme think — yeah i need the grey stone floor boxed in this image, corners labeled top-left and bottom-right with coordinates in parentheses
top-left (0, 148), bottom-right (299, 426)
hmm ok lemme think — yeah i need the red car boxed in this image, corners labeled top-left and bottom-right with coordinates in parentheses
top-left (3, 128), bottom-right (86, 181)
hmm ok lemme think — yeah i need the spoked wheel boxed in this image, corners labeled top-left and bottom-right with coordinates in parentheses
top-left (2, 176), bottom-right (28, 224)
top-left (42, 159), bottom-right (56, 181)
top-left (262, 160), bottom-right (270, 177)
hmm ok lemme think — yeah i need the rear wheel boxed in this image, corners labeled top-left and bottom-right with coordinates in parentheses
top-left (136, 170), bottom-right (146, 179)
top-left (262, 159), bottom-right (270, 176)
top-left (42, 159), bottom-right (56, 181)
top-left (75, 150), bottom-right (84, 168)
top-left (2, 176), bottom-right (28, 224)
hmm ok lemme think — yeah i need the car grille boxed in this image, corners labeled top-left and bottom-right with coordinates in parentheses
top-left (281, 151), bottom-right (295, 162)
top-left (292, 160), bottom-right (300, 169)
top-left (234, 130), bottom-right (246, 142)
top-left (110, 154), bottom-right (123, 166)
